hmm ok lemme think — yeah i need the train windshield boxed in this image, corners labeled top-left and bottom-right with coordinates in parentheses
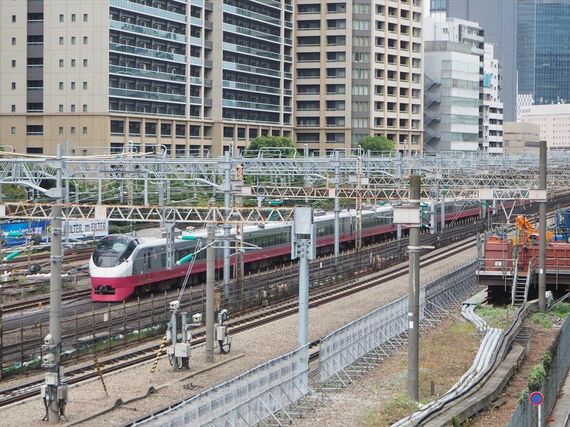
top-left (93, 236), bottom-right (137, 268)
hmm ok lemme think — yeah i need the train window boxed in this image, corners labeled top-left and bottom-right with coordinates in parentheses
top-left (93, 236), bottom-right (137, 267)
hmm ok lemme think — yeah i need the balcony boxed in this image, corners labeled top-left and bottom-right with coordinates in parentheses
top-left (223, 61), bottom-right (290, 78)
top-left (110, 20), bottom-right (186, 43)
top-left (109, 65), bottom-right (186, 82)
top-left (223, 4), bottom-right (281, 28)
top-left (110, 87), bottom-right (186, 103)
top-left (223, 80), bottom-right (291, 96)
top-left (223, 42), bottom-right (286, 62)
top-left (223, 23), bottom-right (281, 44)
top-left (223, 99), bottom-right (290, 113)
top-left (110, 42), bottom-right (185, 63)
top-left (110, 0), bottom-right (185, 23)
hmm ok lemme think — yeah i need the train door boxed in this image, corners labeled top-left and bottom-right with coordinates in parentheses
top-left (142, 250), bottom-right (152, 280)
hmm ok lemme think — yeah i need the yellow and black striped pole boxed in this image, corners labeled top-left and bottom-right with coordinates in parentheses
top-left (151, 335), bottom-right (168, 374)
top-left (94, 355), bottom-right (109, 397)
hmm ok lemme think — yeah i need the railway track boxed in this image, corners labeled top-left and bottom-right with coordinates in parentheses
top-left (0, 237), bottom-right (475, 408)
top-left (2, 288), bottom-right (92, 315)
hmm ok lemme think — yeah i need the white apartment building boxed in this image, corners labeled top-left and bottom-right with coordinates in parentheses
top-left (519, 104), bottom-right (570, 150)
top-left (424, 16), bottom-right (504, 153)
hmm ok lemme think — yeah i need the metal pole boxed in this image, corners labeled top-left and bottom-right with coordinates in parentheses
top-left (206, 223), bottom-right (215, 363)
top-left (223, 150), bottom-right (231, 297)
top-left (440, 198), bottom-right (445, 231)
top-left (47, 144), bottom-right (64, 422)
top-left (298, 239), bottom-right (309, 346)
top-left (407, 174), bottom-right (421, 402)
top-left (430, 199), bottom-right (436, 234)
top-left (333, 152), bottom-right (340, 261)
top-left (539, 140), bottom-right (547, 312)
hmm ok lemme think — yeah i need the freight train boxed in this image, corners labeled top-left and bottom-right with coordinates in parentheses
top-left (89, 200), bottom-right (484, 302)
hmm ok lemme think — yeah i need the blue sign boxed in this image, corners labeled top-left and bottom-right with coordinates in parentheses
top-left (529, 391), bottom-right (544, 406)
top-left (0, 220), bottom-right (49, 247)
top-left (483, 73), bottom-right (493, 88)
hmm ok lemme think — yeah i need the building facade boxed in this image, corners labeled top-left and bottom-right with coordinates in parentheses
top-left (519, 104), bottom-right (570, 149)
top-left (294, 0), bottom-right (424, 155)
top-left (424, 40), bottom-right (480, 152)
top-left (0, 0), bottom-right (293, 156)
top-left (503, 121), bottom-right (540, 155)
top-left (424, 17), bottom-right (503, 153)
top-left (1, 0), bottom-right (424, 156)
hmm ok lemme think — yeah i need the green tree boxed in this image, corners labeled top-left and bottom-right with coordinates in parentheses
top-left (246, 136), bottom-right (296, 157)
top-left (358, 135), bottom-right (396, 153)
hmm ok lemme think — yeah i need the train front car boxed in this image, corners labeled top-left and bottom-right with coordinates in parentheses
top-left (90, 235), bottom-right (138, 301)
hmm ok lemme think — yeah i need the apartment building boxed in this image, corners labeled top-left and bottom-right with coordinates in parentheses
top-left (0, 0), bottom-right (293, 156)
top-left (519, 104), bottom-right (570, 150)
top-left (295, 0), bottom-right (424, 155)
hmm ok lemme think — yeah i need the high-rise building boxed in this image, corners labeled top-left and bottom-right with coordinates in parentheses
top-left (430, 0), bottom-right (570, 120)
top-left (518, 0), bottom-right (570, 105)
top-left (428, 0), bottom-right (517, 121)
top-left (295, 0), bottom-right (424, 155)
top-left (424, 17), bottom-right (504, 153)
top-left (0, 0), bottom-right (293, 156)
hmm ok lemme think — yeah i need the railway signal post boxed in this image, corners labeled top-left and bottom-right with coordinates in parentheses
top-left (206, 220), bottom-right (216, 363)
top-left (42, 144), bottom-right (68, 423)
top-left (539, 140), bottom-right (547, 312)
top-left (292, 207), bottom-right (315, 347)
top-left (393, 175), bottom-right (422, 402)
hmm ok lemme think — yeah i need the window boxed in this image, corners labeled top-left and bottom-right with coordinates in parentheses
top-left (26, 125), bottom-right (43, 135)
top-left (11, 105), bottom-right (15, 112)
top-left (353, 20), bottom-right (369, 31)
top-left (70, 104), bottom-right (75, 112)
top-left (11, 15), bottom-right (16, 23)
top-left (11, 37), bottom-right (16, 45)
top-left (83, 59), bottom-right (88, 67)
top-left (11, 60), bottom-right (16, 68)
top-left (59, 59), bottom-right (64, 67)
top-left (59, 14), bottom-right (64, 22)
top-left (352, 69), bottom-right (369, 79)
top-left (352, 85), bottom-right (369, 96)
top-left (58, 127), bottom-right (64, 135)
top-left (71, 59), bottom-right (76, 67)
top-left (71, 126), bottom-right (76, 134)
top-left (59, 104), bottom-right (63, 112)
top-left (59, 82), bottom-right (64, 90)
top-left (11, 127), bottom-right (16, 135)
top-left (71, 36), bottom-right (76, 45)
top-left (83, 13), bottom-right (88, 22)
top-left (83, 36), bottom-right (88, 45)
top-left (82, 104), bottom-right (87, 112)
top-left (59, 36), bottom-right (64, 45)
top-left (83, 82), bottom-right (88, 90)
top-left (71, 82), bottom-right (76, 90)
top-left (82, 127), bottom-right (88, 134)
top-left (71, 14), bottom-right (76, 22)
top-left (11, 82), bottom-right (16, 90)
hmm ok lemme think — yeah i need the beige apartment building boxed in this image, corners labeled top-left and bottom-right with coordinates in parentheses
top-left (295, 0), bottom-right (424, 155)
top-left (519, 104), bottom-right (570, 150)
top-left (1, 0), bottom-right (421, 156)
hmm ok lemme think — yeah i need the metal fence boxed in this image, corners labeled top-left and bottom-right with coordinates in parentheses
top-left (507, 315), bottom-right (570, 427)
top-left (133, 346), bottom-right (310, 427)
top-left (319, 260), bottom-right (478, 386)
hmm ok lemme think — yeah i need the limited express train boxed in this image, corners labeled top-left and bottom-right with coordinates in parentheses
top-left (89, 200), bottom-right (485, 302)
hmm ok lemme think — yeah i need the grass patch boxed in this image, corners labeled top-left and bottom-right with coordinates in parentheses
top-left (367, 394), bottom-right (418, 427)
top-left (530, 312), bottom-right (552, 328)
top-left (475, 305), bottom-right (512, 328)
top-left (550, 302), bottom-right (570, 318)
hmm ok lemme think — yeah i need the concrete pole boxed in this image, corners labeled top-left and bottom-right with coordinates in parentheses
top-left (206, 223), bottom-right (215, 362)
top-left (539, 140), bottom-right (547, 312)
top-left (97, 177), bottom-right (102, 205)
top-left (47, 144), bottom-right (64, 423)
top-left (333, 152), bottom-right (340, 261)
top-left (298, 239), bottom-right (309, 347)
top-left (407, 174), bottom-right (421, 402)
top-left (223, 150), bottom-right (231, 297)
top-left (397, 224), bottom-right (402, 240)
top-left (430, 200), bottom-right (436, 234)
top-left (440, 198), bottom-right (445, 231)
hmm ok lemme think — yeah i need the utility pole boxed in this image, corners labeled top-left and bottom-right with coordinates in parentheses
top-left (333, 151), bottom-right (340, 262)
top-left (223, 150), bottom-right (232, 298)
top-left (43, 144), bottom-right (68, 423)
top-left (292, 207), bottom-right (315, 347)
top-left (205, 221), bottom-right (216, 362)
top-left (407, 175), bottom-right (421, 401)
top-left (539, 140), bottom-right (547, 312)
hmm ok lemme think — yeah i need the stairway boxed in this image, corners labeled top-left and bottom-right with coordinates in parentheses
top-left (513, 274), bottom-right (528, 306)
